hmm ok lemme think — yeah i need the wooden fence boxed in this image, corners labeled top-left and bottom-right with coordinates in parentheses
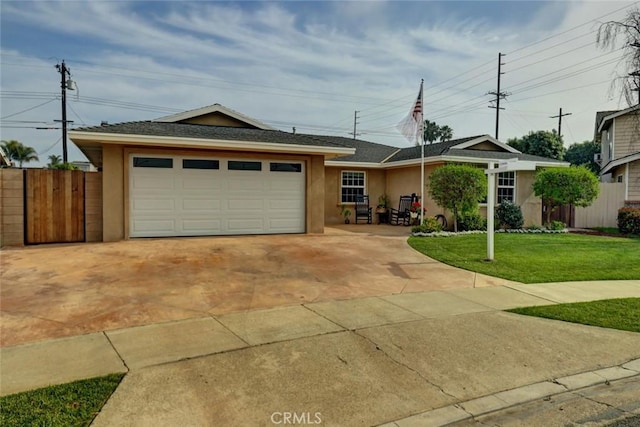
top-left (24, 169), bottom-right (85, 244)
top-left (574, 182), bottom-right (626, 228)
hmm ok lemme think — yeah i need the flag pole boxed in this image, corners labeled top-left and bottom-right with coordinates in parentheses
top-left (419, 79), bottom-right (425, 225)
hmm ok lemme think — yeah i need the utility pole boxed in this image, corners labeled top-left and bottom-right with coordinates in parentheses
top-left (487, 53), bottom-right (509, 139)
top-left (350, 110), bottom-right (360, 139)
top-left (550, 107), bottom-right (572, 138)
top-left (54, 60), bottom-right (74, 163)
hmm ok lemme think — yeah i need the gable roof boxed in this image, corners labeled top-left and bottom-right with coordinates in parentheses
top-left (597, 105), bottom-right (640, 133)
top-left (69, 121), bottom-right (354, 167)
top-left (155, 103), bottom-right (276, 130)
top-left (325, 134), bottom-right (567, 167)
top-left (305, 135), bottom-right (400, 163)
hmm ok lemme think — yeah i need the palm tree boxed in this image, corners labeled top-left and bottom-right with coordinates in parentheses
top-left (423, 120), bottom-right (441, 145)
top-left (47, 154), bottom-right (62, 168)
top-left (439, 125), bottom-right (453, 142)
top-left (1, 140), bottom-right (39, 167)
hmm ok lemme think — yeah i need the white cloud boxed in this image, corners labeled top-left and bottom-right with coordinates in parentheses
top-left (1, 0), bottom-right (635, 167)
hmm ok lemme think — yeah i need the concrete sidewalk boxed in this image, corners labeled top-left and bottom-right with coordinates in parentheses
top-left (1, 280), bottom-right (639, 426)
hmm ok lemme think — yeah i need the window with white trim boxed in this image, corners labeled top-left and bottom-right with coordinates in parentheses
top-left (341, 171), bottom-right (366, 203)
top-left (497, 171), bottom-right (516, 203)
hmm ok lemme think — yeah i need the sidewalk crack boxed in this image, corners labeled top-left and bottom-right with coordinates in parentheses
top-left (353, 330), bottom-right (460, 402)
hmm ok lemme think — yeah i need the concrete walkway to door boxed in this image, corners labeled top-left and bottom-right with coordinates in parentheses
top-left (0, 225), bottom-right (512, 348)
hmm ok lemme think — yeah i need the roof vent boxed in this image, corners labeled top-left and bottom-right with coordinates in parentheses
top-left (101, 121), bottom-right (109, 126)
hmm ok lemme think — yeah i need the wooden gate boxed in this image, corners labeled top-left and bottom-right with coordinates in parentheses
top-left (24, 169), bottom-right (85, 244)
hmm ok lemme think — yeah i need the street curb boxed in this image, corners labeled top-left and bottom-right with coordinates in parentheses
top-left (379, 358), bottom-right (640, 427)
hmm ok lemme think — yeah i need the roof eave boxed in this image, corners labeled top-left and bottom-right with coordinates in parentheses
top-left (68, 131), bottom-right (354, 158)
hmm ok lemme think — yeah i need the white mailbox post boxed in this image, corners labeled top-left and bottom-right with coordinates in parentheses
top-left (484, 158), bottom-right (536, 261)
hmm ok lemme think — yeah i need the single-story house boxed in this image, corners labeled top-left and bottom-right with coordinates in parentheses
top-left (68, 103), bottom-right (567, 241)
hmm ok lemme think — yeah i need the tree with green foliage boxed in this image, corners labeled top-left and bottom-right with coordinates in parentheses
top-left (1, 140), bottom-right (39, 167)
top-left (428, 164), bottom-right (487, 232)
top-left (507, 130), bottom-right (565, 160)
top-left (533, 166), bottom-right (600, 225)
top-left (47, 154), bottom-right (62, 168)
top-left (564, 140), bottom-right (601, 174)
top-left (422, 120), bottom-right (454, 145)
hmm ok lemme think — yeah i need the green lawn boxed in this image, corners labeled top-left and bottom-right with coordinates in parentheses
top-left (0, 374), bottom-right (124, 427)
top-left (508, 298), bottom-right (640, 333)
top-left (408, 233), bottom-right (640, 283)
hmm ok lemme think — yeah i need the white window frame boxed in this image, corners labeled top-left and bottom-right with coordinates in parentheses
top-left (497, 171), bottom-right (516, 204)
top-left (340, 170), bottom-right (366, 204)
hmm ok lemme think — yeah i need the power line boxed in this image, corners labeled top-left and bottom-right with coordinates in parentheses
top-left (0, 98), bottom-right (58, 120)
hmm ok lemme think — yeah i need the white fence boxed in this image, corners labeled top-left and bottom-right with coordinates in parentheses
top-left (574, 182), bottom-right (625, 228)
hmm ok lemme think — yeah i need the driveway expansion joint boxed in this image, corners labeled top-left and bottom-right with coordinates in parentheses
top-left (102, 331), bottom-right (130, 372)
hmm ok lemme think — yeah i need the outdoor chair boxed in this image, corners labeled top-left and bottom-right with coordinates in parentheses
top-left (389, 195), bottom-right (412, 226)
top-left (354, 195), bottom-right (372, 224)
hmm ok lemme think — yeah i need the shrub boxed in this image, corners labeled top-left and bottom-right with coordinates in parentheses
top-left (495, 200), bottom-right (524, 229)
top-left (457, 211), bottom-right (487, 231)
top-left (411, 217), bottom-right (443, 234)
top-left (618, 207), bottom-right (640, 235)
top-left (548, 220), bottom-right (566, 230)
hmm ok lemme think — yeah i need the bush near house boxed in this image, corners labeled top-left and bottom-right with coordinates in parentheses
top-left (456, 211), bottom-right (487, 231)
top-left (618, 207), bottom-right (640, 235)
top-left (411, 217), bottom-right (443, 234)
top-left (495, 200), bottom-right (524, 229)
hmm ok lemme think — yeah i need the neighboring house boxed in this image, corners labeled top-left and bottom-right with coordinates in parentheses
top-left (596, 105), bottom-right (640, 207)
top-left (68, 103), bottom-right (566, 242)
top-left (71, 161), bottom-right (98, 172)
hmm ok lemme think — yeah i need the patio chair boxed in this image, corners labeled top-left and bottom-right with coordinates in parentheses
top-left (354, 195), bottom-right (372, 224)
top-left (389, 195), bottom-right (412, 226)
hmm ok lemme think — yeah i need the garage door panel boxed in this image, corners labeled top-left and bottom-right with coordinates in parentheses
top-left (181, 177), bottom-right (221, 190)
top-left (227, 199), bottom-right (264, 211)
top-left (132, 175), bottom-right (175, 190)
top-left (227, 179), bottom-right (265, 191)
top-left (132, 198), bottom-right (175, 212)
top-left (130, 155), bottom-right (304, 237)
top-left (182, 198), bottom-right (221, 211)
top-left (227, 218), bottom-right (265, 233)
top-left (182, 219), bottom-right (221, 232)
top-left (132, 219), bottom-right (176, 233)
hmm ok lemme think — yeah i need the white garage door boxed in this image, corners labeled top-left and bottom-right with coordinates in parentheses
top-left (129, 154), bottom-right (305, 237)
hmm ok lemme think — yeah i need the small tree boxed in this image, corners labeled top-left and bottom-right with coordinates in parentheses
top-left (428, 164), bottom-right (487, 232)
top-left (564, 140), bottom-right (601, 174)
top-left (47, 154), bottom-right (62, 168)
top-left (507, 130), bottom-right (565, 160)
top-left (533, 166), bottom-right (600, 225)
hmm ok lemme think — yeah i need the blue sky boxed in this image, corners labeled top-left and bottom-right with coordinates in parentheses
top-left (0, 1), bottom-right (636, 165)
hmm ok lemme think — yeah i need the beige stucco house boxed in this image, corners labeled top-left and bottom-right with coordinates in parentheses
top-left (596, 105), bottom-right (640, 207)
top-left (66, 103), bottom-right (567, 242)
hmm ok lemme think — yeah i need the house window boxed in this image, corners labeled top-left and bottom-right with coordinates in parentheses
top-left (341, 171), bottom-right (365, 203)
top-left (133, 157), bottom-right (173, 168)
top-left (228, 161), bottom-right (262, 171)
top-left (497, 172), bottom-right (516, 203)
top-left (183, 159), bottom-right (219, 170)
top-left (270, 162), bottom-right (302, 172)
top-left (617, 175), bottom-right (624, 183)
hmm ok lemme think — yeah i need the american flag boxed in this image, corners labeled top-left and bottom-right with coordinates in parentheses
top-left (397, 81), bottom-right (424, 144)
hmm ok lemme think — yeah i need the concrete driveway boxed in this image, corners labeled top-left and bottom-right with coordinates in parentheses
top-left (0, 225), bottom-right (512, 347)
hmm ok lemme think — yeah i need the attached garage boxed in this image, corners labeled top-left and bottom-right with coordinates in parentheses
top-left (129, 154), bottom-right (305, 237)
top-left (68, 104), bottom-right (354, 242)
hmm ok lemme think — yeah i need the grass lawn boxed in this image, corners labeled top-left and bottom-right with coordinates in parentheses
top-left (0, 373), bottom-right (124, 427)
top-left (408, 233), bottom-right (640, 283)
top-left (508, 298), bottom-right (640, 333)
